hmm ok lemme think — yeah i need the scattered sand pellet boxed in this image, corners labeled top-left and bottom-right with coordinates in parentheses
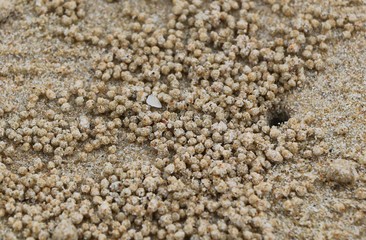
top-left (325, 159), bottom-right (358, 184)
top-left (0, 0), bottom-right (365, 239)
top-left (52, 220), bottom-right (78, 240)
top-left (266, 149), bottom-right (284, 163)
top-left (0, 0), bottom-right (14, 22)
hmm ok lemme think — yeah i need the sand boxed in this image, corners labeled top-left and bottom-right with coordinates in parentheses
top-left (0, 0), bottom-right (365, 239)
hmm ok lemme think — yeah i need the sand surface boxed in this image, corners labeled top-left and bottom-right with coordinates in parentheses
top-left (0, 0), bottom-right (365, 239)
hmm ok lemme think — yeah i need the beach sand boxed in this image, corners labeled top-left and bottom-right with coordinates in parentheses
top-left (0, 0), bottom-right (365, 239)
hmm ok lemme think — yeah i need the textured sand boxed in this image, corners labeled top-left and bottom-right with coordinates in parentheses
top-left (0, 0), bottom-right (365, 239)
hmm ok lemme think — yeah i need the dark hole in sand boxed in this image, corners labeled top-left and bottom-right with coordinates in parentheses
top-left (268, 109), bottom-right (290, 127)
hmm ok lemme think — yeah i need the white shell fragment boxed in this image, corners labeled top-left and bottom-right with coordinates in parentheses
top-left (146, 94), bottom-right (162, 108)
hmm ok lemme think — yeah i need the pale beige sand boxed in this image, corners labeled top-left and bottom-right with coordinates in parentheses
top-left (269, 32), bottom-right (366, 239)
top-left (0, 1), bottom-right (365, 239)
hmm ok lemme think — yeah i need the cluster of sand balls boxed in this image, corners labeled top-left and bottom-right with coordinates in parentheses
top-left (34, 0), bottom-right (85, 26)
top-left (0, 0), bottom-right (364, 239)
